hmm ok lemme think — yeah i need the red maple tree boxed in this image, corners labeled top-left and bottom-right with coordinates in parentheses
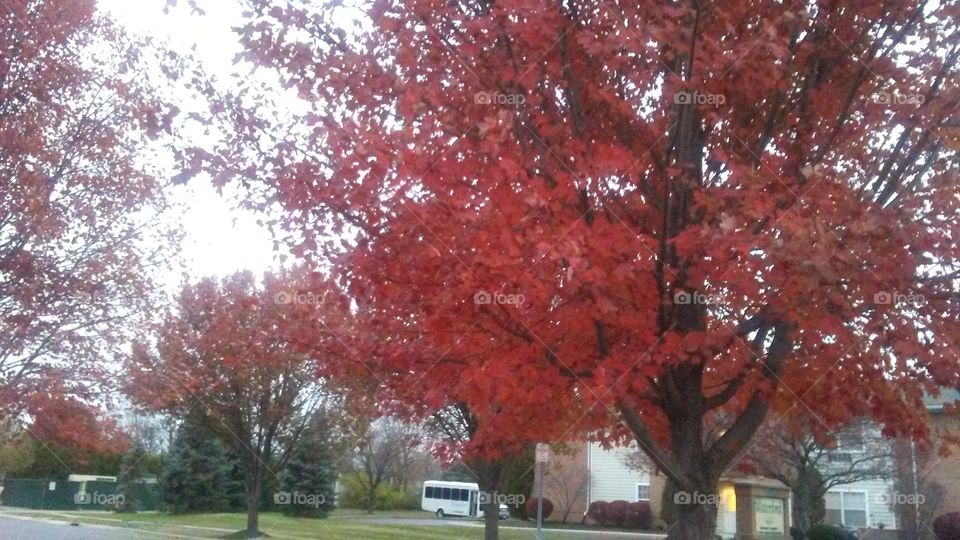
top-left (205, 2), bottom-right (959, 538)
top-left (125, 270), bottom-right (349, 537)
top-left (0, 0), bottom-right (184, 442)
top-left (25, 388), bottom-right (131, 462)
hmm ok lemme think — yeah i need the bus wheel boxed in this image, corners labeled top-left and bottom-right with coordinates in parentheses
top-left (436, 509), bottom-right (445, 519)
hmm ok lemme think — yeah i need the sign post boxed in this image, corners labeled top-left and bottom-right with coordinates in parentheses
top-left (535, 443), bottom-right (550, 540)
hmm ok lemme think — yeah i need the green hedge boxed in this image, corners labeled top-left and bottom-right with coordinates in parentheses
top-left (338, 475), bottom-right (419, 510)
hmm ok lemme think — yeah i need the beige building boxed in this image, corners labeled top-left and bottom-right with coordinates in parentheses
top-left (534, 441), bottom-right (784, 538)
top-left (895, 389), bottom-right (960, 534)
top-left (534, 442), bottom-right (663, 525)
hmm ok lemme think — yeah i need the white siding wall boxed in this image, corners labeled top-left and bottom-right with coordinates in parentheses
top-left (587, 442), bottom-right (651, 503)
top-left (823, 422), bottom-right (899, 530)
top-left (827, 478), bottom-right (898, 530)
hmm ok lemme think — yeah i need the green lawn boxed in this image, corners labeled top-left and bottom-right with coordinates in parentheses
top-left (0, 508), bottom-right (546, 539)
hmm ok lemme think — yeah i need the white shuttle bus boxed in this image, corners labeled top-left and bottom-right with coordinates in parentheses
top-left (421, 480), bottom-right (511, 519)
top-left (421, 480), bottom-right (481, 518)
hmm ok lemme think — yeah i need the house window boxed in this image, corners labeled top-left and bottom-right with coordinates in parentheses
top-left (837, 425), bottom-right (865, 453)
top-left (826, 491), bottom-right (867, 528)
top-left (637, 484), bottom-right (651, 501)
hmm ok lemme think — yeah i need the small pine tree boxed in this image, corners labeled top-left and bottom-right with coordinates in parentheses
top-left (114, 444), bottom-right (145, 513)
top-left (501, 444), bottom-right (535, 519)
top-left (278, 413), bottom-right (338, 518)
top-left (222, 446), bottom-right (249, 512)
top-left (159, 419), bottom-right (236, 513)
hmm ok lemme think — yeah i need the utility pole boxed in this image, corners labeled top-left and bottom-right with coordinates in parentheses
top-left (535, 443), bottom-right (550, 540)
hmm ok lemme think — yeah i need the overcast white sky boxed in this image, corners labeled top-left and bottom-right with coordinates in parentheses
top-left (99, 0), bottom-right (281, 280)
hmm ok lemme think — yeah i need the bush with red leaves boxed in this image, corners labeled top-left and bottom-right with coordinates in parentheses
top-left (525, 497), bottom-right (554, 520)
top-left (607, 500), bottom-right (630, 527)
top-left (587, 501), bottom-right (610, 526)
top-left (934, 513), bottom-right (960, 540)
top-left (624, 501), bottom-right (653, 530)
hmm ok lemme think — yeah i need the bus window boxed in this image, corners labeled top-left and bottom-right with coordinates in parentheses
top-left (442, 487), bottom-right (451, 500)
top-left (459, 489), bottom-right (469, 501)
top-left (425, 486), bottom-right (434, 499)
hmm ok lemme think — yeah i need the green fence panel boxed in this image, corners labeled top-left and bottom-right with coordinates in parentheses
top-left (2, 478), bottom-right (160, 511)
top-left (1, 478), bottom-right (76, 510)
top-left (134, 483), bottom-right (160, 511)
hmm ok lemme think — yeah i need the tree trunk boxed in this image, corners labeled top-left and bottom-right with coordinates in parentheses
top-left (792, 483), bottom-right (814, 534)
top-left (366, 480), bottom-right (377, 514)
top-left (666, 495), bottom-right (718, 540)
top-left (471, 457), bottom-right (504, 540)
top-left (483, 497), bottom-right (499, 540)
top-left (245, 465), bottom-right (262, 538)
top-left (792, 466), bottom-right (825, 535)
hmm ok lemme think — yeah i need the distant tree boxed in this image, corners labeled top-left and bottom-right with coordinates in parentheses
top-left (427, 401), bottom-right (527, 537)
top-left (113, 444), bottom-right (146, 513)
top-left (351, 417), bottom-right (420, 514)
top-left (440, 463), bottom-right (477, 483)
top-left (158, 419), bottom-right (236, 513)
top-left (126, 270), bottom-right (347, 537)
top-left (8, 391), bottom-right (130, 479)
top-left (741, 416), bottom-right (893, 533)
top-left (392, 428), bottom-right (440, 495)
top-left (278, 411), bottom-right (338, 518)
top-left (0, 430), bottom-right (35, 483)
top-left (127, 412), bottom-right (175, 458)
top-left (545, 452), bottom-right (590, 524)
top-left (501, 444), bottom-right (535, 519)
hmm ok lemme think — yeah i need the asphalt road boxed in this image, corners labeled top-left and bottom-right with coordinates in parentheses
top-left (0, 515), bottom-right (156, 539)
top-left (367, 518), bottom-right (667, 539)
top-left (0, 513), bottom-right (668, 540)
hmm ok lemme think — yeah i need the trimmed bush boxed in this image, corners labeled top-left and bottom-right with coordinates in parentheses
top-left (807, 524), bottom-right (857, 540)
top-left (339, 475), bottom-right (419, 511)
top-left (623, 501), bottom-right (652, 530)
top-left (588, 500), bottom-right (651, 529)
top-left (587, 501), bottom-right (610, 526)
top-left (525, 497), bottom-right (554, 520)
top-left (934, 512), bottom-right (960, 540)
top-left (607, 500), bottom-right (630, 527)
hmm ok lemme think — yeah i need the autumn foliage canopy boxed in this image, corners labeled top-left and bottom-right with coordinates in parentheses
top-left (1, 0), bottom-right (183, 448)
top-left (210, 0), bottom-right (960, 483)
